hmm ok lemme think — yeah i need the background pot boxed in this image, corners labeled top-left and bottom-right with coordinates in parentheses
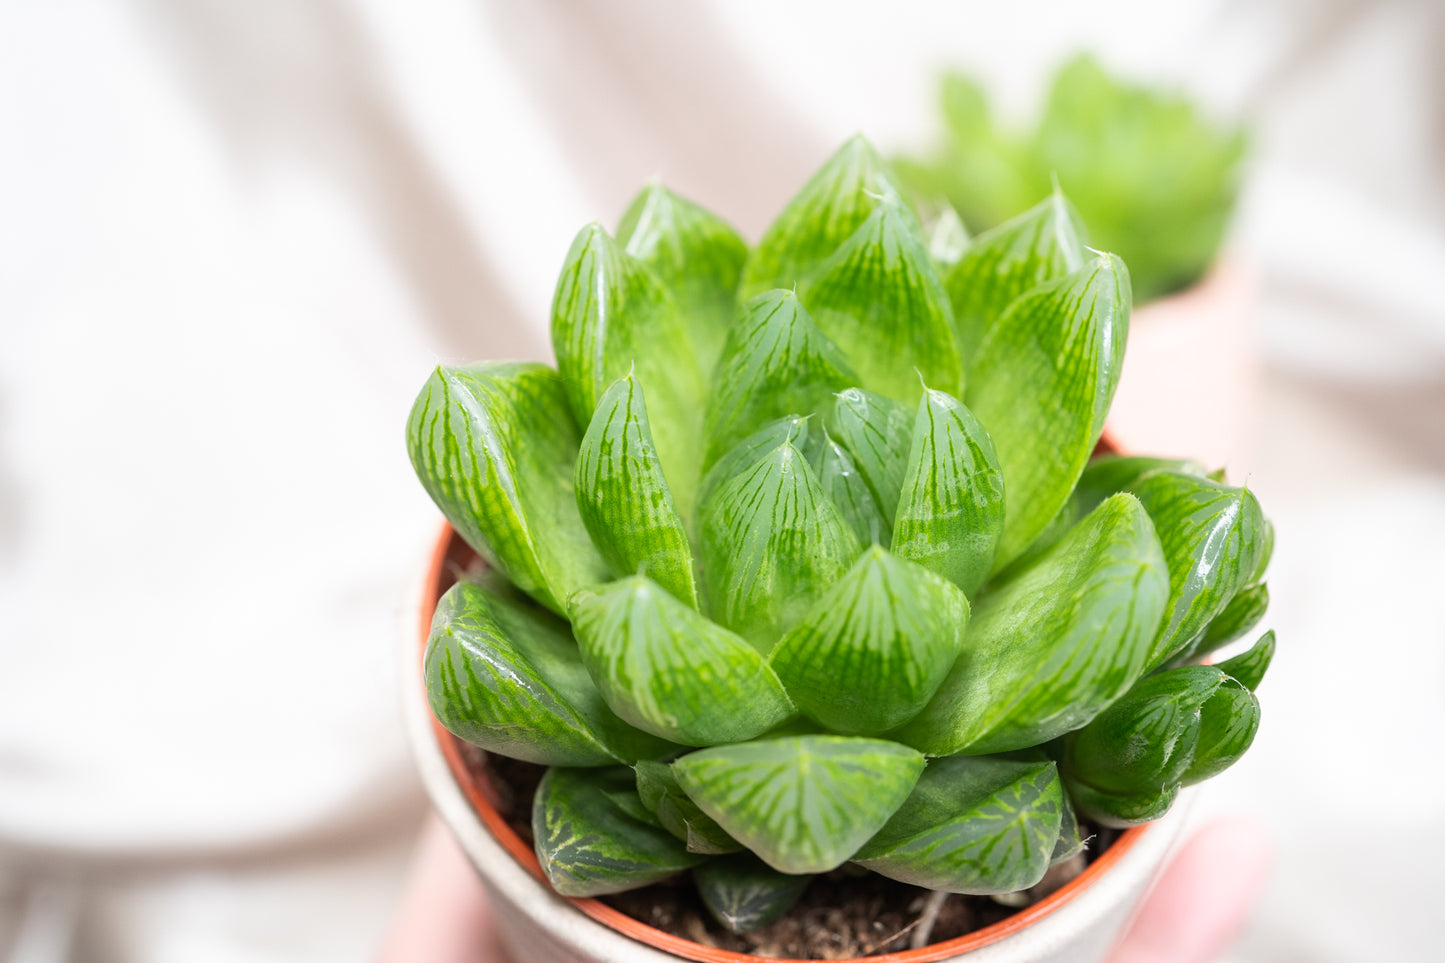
top-left (402, 527), bottom-right (1193, 963)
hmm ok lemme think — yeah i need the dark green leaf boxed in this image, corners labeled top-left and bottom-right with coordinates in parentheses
top-left (855, 756), bottom-right (1063, 895)
top-left (1190, 582), bottom-right (1269, 660)
top-left (617, 183), bottom-right (748, 375)
top-left (569, 576), bottom-right (794, 746)
top-left (741, 136), bottom-right (908, 297)
top-left (800, 200), bottom-right (963, 403)
top-left (407, 363), bottom-right (609, 614)
top-left (828, 388), bottom-right (915, 527)
top-left (1066, 780), bottom-right (1179, 830)
top-left (575, 373), bottom-right (697, 607)
top-left (896, 494), bottom-right (1168, 755)
top-left (425, 581), bottom-right (674, 766)
top-left (704, 290), bottom-right (857, 469)
top-left (967, 254), bottom-right (1132, 570)
top-left (770, 547), bottom-right (969, 734)
top-left (699, 442), bottom-right (861, 650)
top-left (634, 760), bottom-right (740, 854)
top-left (672, 735), bottom-right (924, 874)
top-left (695, 854), bottom-right (812, 933)
top-left (1216, 630), bottom-right (1276, 692)
top-left (892, 387), bottom-right (1005, 596)
top-left (1052, 792), bottom-right (1087, 865)
top-left (550, 224), bottom-right (706, 514)
top-left (809, 430), bottom-right (888, 545)
top-left (1181, 676), bottom-right (1260, 786)
top-left (944, 191), bottom-right (1086, 374)
top-left (1074, 455), bottom-right (1208, 517)
top-left (533, 766), bottom-right (705, 897)
top-left (1128, 471), bottom-right (1268, 669)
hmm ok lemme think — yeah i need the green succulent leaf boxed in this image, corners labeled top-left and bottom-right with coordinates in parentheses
top-left (1066, 780), bottom-right (1179, 830)
top-left (1052, 792), bottom-right (1087, 864)
top-left (809, 430), bottom-right (889, 545)
top-left (533, 766), bottom-right (706, 897)
top-left (425, 580), bottom-right (673, 766)
top-left (1216, 630), bottom-right (1276, 692)
top-left (616, 183), bottom-right (748, 375)
top-left (575, 373), bottom-right (697, 607)
top-left (1188, 582), bottom-right (1270, 662)
top-left (897, 494), bottom-right (1168, 756)
top-left (569, 576), bottom-right (794, 746)
top-left (770, 547), bottom-right (970, 734)
top-left (1128, 471), bottom-right (1268, 669)
top-left (1181, 675), bottom-right (1260, 786)
top-left (892, 387), bottom-right (1006, 596)
top-left (550, 224), bottom-right (706, 513)
top-left (741, 136), bottom-right (907, 297)
top-left (927, 204), bottom-right (971, 269)
top-left (634, 760), bottom-right (741, 854)
top-left (704, 290), bottom-right (857, 469)
top-left (672, 735), bottom-right (925, 874)
top-left (407, 363), bottom-right (608, 614)
top-left (695, 854), bottom-right (813, 933)
top-left (800, 200), bottom-right (963, 403)
top-left (828, 388), bottom-right (915, 527)
top-left (968, 254), bottom-right (1132, 570)
top-left (699, 442), bottom-right (862, 650)
top-left (698, 415), bottom-right (813, 510)
top-left (855, 756), bottom-right (1063, 895)
top-left (1074, 455), bottom-right (1208, 516)
top-left (944, 191), bottom-right (1086, 374)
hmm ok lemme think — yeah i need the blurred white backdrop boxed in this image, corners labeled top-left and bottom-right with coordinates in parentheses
top-left (1, 2), bottom-right (1441, 961)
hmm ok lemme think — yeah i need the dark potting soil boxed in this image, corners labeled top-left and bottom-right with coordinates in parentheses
top-left (463, 746), bottom-right (1119, 960)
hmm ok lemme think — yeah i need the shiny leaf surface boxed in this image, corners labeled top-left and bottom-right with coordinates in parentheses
top-left (1216, 630), bottom-right (1276, 692)
top-left (828, 388), bottom-right (915, 528)
top-left (634, 760), bottom-right (740, 855)
top-left (695, 854), bottom-right (812, 933)
top-left (1073, 454), bottom-right (1208, 516)
top-left (1190, 582), bottom-right (1269, 661)
top-left (927, 204), bottom-right (971, 269)
top-left (1181, 676), bottom-right (1260, 786)
top-left (809, 430), bottom-right (888, 545)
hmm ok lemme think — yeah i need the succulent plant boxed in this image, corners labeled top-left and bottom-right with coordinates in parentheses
top-left (408, 136), bottom-right (1275, 934)
top-left (895, 54), bottom-right (1247, 303)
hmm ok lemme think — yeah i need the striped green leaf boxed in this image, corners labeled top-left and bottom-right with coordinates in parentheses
top-left (575, 373), bottom-right (697, 607)
top-left (425, 580), bottom-right (672, 766)
top-left (800, 200), bottom-right (963, 403)
top-left (809, 430), bottom-right (888, 545)
top-left (1128, 471), bottom-right (1268, 669)
top-left (1189, 582), bottom-right (1270, 661)
top-left (698, 414), bottom-right (814, 511)
top-left (892, 387), bottom-right (1005, 596)
top-left (741, 136), bottom-right (908, 297)
top-left (569, 576), bottom-right (794, 746)
top-left (533, 766), bottom-right (705, 897)
top-left (828, 388), bottom-right (915, 528)
top-left (1065, 781), bottom-right (1179, 829)
top-left (967, 254), bottom-right (1132, 570)
top-left (770, 547), bottom-right (970, 734)
top-left (944, 191), bottom-right (1086, 375)
top-left (1052, 792), bottom-right (1086, 864)
top-left (1181, 675), bottom-right (1260, 786)
top-left (1074, 455), bottom-right (1208, 516)
top-left (634, 760), bottom-right (740, 855)
top-left (928, 204), bottom-right (971, 269)
top-left (695, 854), bottom-right (813, 933)
top-left (407, 363), bottom-right (608, 614)
top-left (550, 224), bottom-right (706, 514)
top-left (704, 290), bottom-right (857, 469)
top-left (617, 183), bottom-right (748, 376)
top-left (699, 442), bottom-right (861, 650)
top-left (1217, 630), bottom-right (1276, 692)
top-left (855, 756), bottom-right (1064, 895)
top-left (896, 494), bottom-right (1168, 756)
top-left (672, 736), bottom-right (925, 874)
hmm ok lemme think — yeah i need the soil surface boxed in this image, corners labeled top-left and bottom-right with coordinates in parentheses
top-left (462, 746), bottom-right (1118, 960)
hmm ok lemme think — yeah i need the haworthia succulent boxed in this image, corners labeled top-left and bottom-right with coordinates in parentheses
top-left (575, 373), bottom-right (697, 607)
top-left (550, 224), bottom-right (706, 514)
top-left (968, 254), bottom-right (1132, 570)
top-left (533, 766), bottom-right (705, 896)
top-left (1066, 781), bottom-right (1179, 829)
top-left (1073, 454), bottom-right (1209, 516)
top-left (1216, 630), bottom-right (1276, 692)
top-left (809, 430), bottom-right (888, 545)
top-left (944, 191), bottom-right (1086, 375)
top-left (407, 363), bottom-right (608, 614)
top-left (741, 136), bottom-right (907, 297)
top-left (616, 183), bottom-right (748, 375)
top-left (896, 494), bottom-right (1168, 756)
top-left (1190, 582), bottom-right (1270, 660)
top-left (697, 415), bottom-right (813, 511)
top-left (1127, 471), bottom-right (1268, 669)
top-left (800, 200), bottom-right (963, 403)
top-left (828, 388), bottom-right (915, 527)
top-left (425, 580), bottom-right (672, 766)
top-left (770, 547), bottom-right (970, 735)
top-left (672, 735), bottom-right (925, 874)
top-left (635, 760), bottom-right (741, 855)
top-left (704, 290), bottom-right (857, 470)
top-left (892, 387), bottom-right (1005, 596)
top-left (699, 442), bottom-right (862, 651)
top-left (1181, 676), bottom-right (1260, 786)
top-left (855, 756), bottom-right (1064, 895)
top-left (694, 854), bottom-right (813, 933)
top-left (569, 576), bottom-right (794, 747)
top-left (1052, 792), bottom-right (1087, 865)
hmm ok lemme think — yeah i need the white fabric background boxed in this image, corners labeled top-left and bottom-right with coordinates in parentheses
top-left (1, 1), bottom-right (1441, 961)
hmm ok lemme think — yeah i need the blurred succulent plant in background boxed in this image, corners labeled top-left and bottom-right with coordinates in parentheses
top-left (407, 136), bottom-right (1275, 934)
top-left (895, 54), bottom-right (1247, 303)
